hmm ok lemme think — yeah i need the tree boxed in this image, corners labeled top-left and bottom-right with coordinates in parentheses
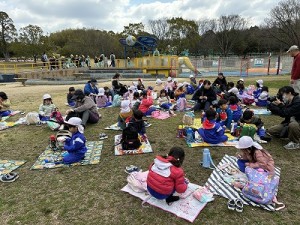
top-left (121, 22), bottom-right (146, 36)
top-left (264, 0), bottom-right (300, 48)
top-left (0, 11), bottom-right (17, 60)
top-left (148, 18), bottom-right (169, 41)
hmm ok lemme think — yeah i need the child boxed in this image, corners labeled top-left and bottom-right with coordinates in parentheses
top-left (198, 108), bottom-right (228, 144)
top-left (189, 75), bottom-right (197, 89)
top-left (67, 87), bottom-right (76, 107)
top-left (239, 109), bottom-right (271, 142)
top-left (255, 86), bottom-right (269, 107)
top-left (157, 89), bottom-right (172, 110)
top-left (96, 88), bottom-right (112, 108)
top-left (63, 117), bottom-right (87, 164)
top-left (253, 79), bottom-right (264, 99)
top-left (137, 78), bottom-right (145, 91)
top-left (127, 109), bottom-right (146, 136)
top-left (118, 100), bottom-right (133, 129)
top-left (103, 86), bottom-right (113, 102)
top-left (164, 77), bottom-right (174, 99)
top-left (216, 99), bottom-right (233, 130)
top-left (174, 83), bottom-right (186, 100)
top-left (130, 92), bottom-right (141, 111)
top-left (235, 136), bottom-right (275, 174)
top-left (123, 86), bottom-right (136, 100)
top-left (147, 147), bottom-right (188, 205)
top-left (39, 94), bottom-right (56, 121)
top-left (228, 96), bottom-right (242, 122)
top-left (0, 92), bottom-right (11, 118)
top-left (154, 79), bottom-right (163, 93)
top-left (138, 90), bottom-right (157, 116)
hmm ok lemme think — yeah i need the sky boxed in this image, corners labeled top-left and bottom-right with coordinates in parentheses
top-left (0, 0), bottom-right (282, 34)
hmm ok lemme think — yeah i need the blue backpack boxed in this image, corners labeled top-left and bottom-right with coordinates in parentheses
top-left (186, 85), bottom-right (195, 95)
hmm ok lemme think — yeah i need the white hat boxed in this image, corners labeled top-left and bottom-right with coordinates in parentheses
top-left (173, 78), bottom-right (178, 82)
top-left (120, 100), bottom-right (131, 113)
top-left (238, 78), bottom-right (244, 82)
top-left (287, 45), bottom-right (299, 53)
top-left (183, 81), bottom-right (189, 86)
top-left (129, 85), bottom-right (136, 91)
top-left (256, 79), bottom-right (263, 87)
top-left (189, 74), bottom-right (194, 78)
top-left (64, 117), bottom-right (84, 133)
top-left (132, 81), bottom-right (138, 86)
top-left (156, 79), bottom-right (162, 85)
top-left (43, 94), bottom-right (52, 100)
top-left (167, 77), bottom-right (172, 82)
top-left (235, 136), bottom-right (262, 150)
top-left (177, 83), bottom-right (184, 89)
top-left (228, 87), bottom-right (239, 95)
top-left (98, 88), bottom-right (105, 96)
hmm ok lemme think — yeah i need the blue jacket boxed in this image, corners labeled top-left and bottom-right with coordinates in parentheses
top-left (64, 131), bottom-right (87, 155)
top-left (198, 119), bottom-right (228, 144)
top-left (229, 104), bottom-right (243, 122)
top-left (84, 83), bottom-right (99, 95)
top-left (216, 107), bottom-right (233, 129)
top-left (253, 88), bottom-right (262, 99)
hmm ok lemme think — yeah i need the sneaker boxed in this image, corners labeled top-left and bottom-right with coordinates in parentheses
top-left (99, 133), bottom-right (108, 140)
top-left (125, 165), bottom-right (141, 174)
top-left (166, 195), bottom-right (180, 205)
top-left (235, 198), bottom-right (243, 212)
top-left (144, 122), bottom-right (151, 128)
top-left (284, 141), bottom-right (300, 150)
top-left (227, 199), bottom-right (235, 211)
top-left (0, 173), bottom-right (19, 183)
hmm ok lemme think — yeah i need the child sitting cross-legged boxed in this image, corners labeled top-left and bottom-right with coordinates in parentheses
top-left (118, 100), bottom-right (133, 130)
top-left (96, 88), bottom-right (112, 108)
top-left (147, 147), bottom-right (188, 205)
top-left (157, 89), bottom-right (172, 110)
top-left (127, 109), bottom-right (146, 136)
top-left (138, 90), bottom-right (157, 116)
top-left (62, 117), bottom-right (87, 164)
top-left (228, 96), bottom-right (242, 122)
top-left (39, 94), bottom-right (56, 121)
top-left (216, 99), bottom-right (233, 130)
top-left (198, 108), bottom-right (228, 144)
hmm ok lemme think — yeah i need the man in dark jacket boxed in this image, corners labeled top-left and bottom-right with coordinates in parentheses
top-left (268, 86), bottom-right (300, 149)
top-left (213, 72), bottom-right (227, 92)
top-left (192, 80), bottom-right (217, 111)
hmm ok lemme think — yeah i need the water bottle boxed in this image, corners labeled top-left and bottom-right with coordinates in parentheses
top-left (230, 120), bottom-right (236, 134)
top-left (49, 135), bottom-right (57, 150)
top-left (200, 148), bottom-right (215, 169)
top-left (186, 128), bottom-right (194, 143)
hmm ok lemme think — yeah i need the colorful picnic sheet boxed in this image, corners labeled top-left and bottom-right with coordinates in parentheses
top-left (31, 141), bottom-right (103, 169)
top-left (178, 118), bottom-right (202, 130)
top-left (121, 182), bottom-right (208, 223)
top-left (0, 159), bottom-right (26, 175)
top-left (204, 154), bottom-right (281, 211)
top-left (114, 134), bottom-right (153, 156)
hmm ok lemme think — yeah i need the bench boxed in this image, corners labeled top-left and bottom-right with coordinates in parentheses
top-left (14, 78), bottom-right (28, 86)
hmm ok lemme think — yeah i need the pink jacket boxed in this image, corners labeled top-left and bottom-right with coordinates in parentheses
top-left (138, 97), bottom-right (153, 113)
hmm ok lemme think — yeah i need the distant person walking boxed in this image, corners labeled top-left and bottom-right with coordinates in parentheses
top-left (287, 45), bottom-right (300, 94)
top-left (110, 52), bottom-right (116, 67)
top-left (41, 52), bottom-right (48, 67)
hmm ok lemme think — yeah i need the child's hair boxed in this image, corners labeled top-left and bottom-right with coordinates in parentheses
top-left (133, 92), bottom-right (140, 99)
top-left (141, 90), bottom-right (148, 98)
top-left (242, 110), bottom-right (254, 121)
top-left (205, 108), bottom-right (217, 120)
top-left (261, 86), bottom-right (269, 92)
top-left (69, 87), bottom-right (75, 92)
top-left (165, 147), bottom-right (185, 167)
top-left (133, 109), bottom-right (144, 120)
top-left (203, 80), bottom-right (211, 86)
top-left (237, 82), bottom-right (245, 90)
top-left (218, 99), bottom-right (228, 107)
top-left (245, 146), bottom-right (262, 162)
top-left (256, 82), bottom-right (260, 88)
top-left (0, 92), bottom-right (8, 100)
top-left (104, 86), bottom-right (109, 91)
top-left (227, 82), bottom-right (234, 89)
top-left (160, 89), bottom-right (167, 97)
top-left (229, 96), bottom-right (238, 105)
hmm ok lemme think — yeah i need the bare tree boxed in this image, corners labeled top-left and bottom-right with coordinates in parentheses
top-left (148, 18), bottom-right (169, 40)
top-left (264, 0), bottom-right (300, 47)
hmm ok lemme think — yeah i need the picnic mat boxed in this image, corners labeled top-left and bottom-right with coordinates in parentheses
top-left (252, 108), bottom-right (272, 115)
top-left (31, 141), bottom-right (103, 169)
top-left (105, 122), bottom-right (152, 131)
top-left (121, 182), bottom-right (207, 223)
top-left (114, 134), bottom-right (153, 155)
top-left (0, 159), bottom-right (26, 175)
top-left (187, 133), bottom-right (238, 147)
top-left (0, 111), bottom-right (21, 122)
top-left (204, 154), bottom-right (281, 211)
top-left (178, 118), bottom-right (202, 130)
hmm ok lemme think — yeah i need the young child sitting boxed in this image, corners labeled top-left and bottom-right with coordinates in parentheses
top-left (137, 78), bottom-right (145, 91)
top-left (118, 100), bottom-right (133, 129)
top-left (228, 96), bottom-right (242, 122)
top-left (96, 88), bottom-right (112, 108)
top-left (67, 87), bottom-right (76, 107)
top-left (147, 147), bottom-right (188, 205)
top-left (164, 77), bottom-right (175, 99)
top-left (239, 109), bottom-right (271, 142)
top-left (253, 79), bottom-right (264, 99)
top-left (138, 90), bottom-right (157, 116)
top-left (235, 136), bottom-right (275, 174)
top-left (103, 86), bottom-right (113, 102)
top-left (157, 89), bottom-right (172, 110)
top-left (130, 92), bottom-right (141, 111)
top-left (123, 86), bottom-right (136, 100)
top-left (0, 92), bottom-right (11, 118)
top-left (127, 110), bottom-right (146, 136)
top-left (174, 83), bottom-right (186, 99)
top-left (224, 82), bottom-right (239, 100)
top-left (63, 117), bottom-right (87, 164)
top-left (39, 94), bottom-right (56, 121)
top-left (216, 99), bottom-right (233, 130)
top-left (198, 108), bottom-right (228, 144)
top-left (255, 86), bottom-right (269, 107)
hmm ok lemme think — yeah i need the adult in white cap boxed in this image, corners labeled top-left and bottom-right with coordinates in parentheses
top-left (287, 45), bottom-right (300, 94)
top-left (63, 117), bottom-right (87, 164)
top-left (235, 136), bottom-right (275, 174)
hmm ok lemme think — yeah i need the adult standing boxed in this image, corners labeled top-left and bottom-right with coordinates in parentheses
top-left (267, 86), bottom-right (300, 149)
top-left (110, 52), bottom-right (116, 67)
top-left (66, 89), bottom-right (100, 127)
top-left (287, 45), bottom-right (300, 94)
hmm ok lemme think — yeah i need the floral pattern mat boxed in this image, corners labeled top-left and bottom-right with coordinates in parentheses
top-left (0, 159), bottom-right (26, 175)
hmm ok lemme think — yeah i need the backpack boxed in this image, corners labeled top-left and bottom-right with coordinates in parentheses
top-left (242, 167), bottom-right (279, 205)
top-left (239, 124), bottom-right (257, 139)
top-left (26, 112), bottom-right (40, 125)
top-left (127, 171), bottom-right (148, 193)
top-left (50, 111), bottom-right (64, 124)
top-left (121, 126), bottom-right (141, 150)
top-left (112, 94), bottom-right (121, 107)
top-left (56, 130), bottom-right (72, 150)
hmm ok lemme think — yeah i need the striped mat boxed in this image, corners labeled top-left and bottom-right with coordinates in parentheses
top-left (205, 154), bottom-right (281, 211)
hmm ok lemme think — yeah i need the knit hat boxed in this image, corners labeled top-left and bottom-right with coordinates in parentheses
top-left (236, 136), bottom-right (262, 150)
top-left (98, 88), bottom-right (105, 96)
top-left (120, 100), bottom-right (131, 113)
top-left (64, 117), bottom-right (84, 133)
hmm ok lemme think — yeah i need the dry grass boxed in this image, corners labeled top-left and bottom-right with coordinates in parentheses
top-left (0, 75), bottom-right (299, 225)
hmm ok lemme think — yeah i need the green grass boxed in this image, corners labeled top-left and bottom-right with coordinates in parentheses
top-left (0, 75), bottom-right (299, 225)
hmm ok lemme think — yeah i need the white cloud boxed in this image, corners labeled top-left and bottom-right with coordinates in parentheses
top-left (0, 0), bottom-right (282, 34)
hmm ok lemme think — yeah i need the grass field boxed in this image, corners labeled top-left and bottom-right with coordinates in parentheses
top-left (0, 75), bottom-right (299, 225)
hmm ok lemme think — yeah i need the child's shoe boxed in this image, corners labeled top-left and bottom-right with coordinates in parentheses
top-left (125, 165), bottom-right (141, 174)
top-left (99, 133), bottom-right (108, 140)
top-left (166, 195), bottom-right (180, 205)
top-left (0, 173), bottom-right (19, 182)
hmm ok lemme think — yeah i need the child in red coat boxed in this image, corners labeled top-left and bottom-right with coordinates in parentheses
top-left (147, 147), bottom-right (188, 205)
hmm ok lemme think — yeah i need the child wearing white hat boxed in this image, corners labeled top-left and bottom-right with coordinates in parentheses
top-left (38, 93), bottom-right (56, 121)
top-left (154, 79), bottom-right (163, 93)
top-left (96, 88), bottom-right (112, 108)
top-left (118, 100), bottom-right (133, 129)
top-left (164, 77), bottom-right (175, 99)
top-left (63, 117), bottom-right (87, 164)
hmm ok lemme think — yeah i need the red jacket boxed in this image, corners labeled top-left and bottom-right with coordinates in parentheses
top-left (291, 53), bottom-right (300, 80)
top-left (138, 97), bottom-right (153, 113)
top-left (147, 156), bottom-right (187, 195)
